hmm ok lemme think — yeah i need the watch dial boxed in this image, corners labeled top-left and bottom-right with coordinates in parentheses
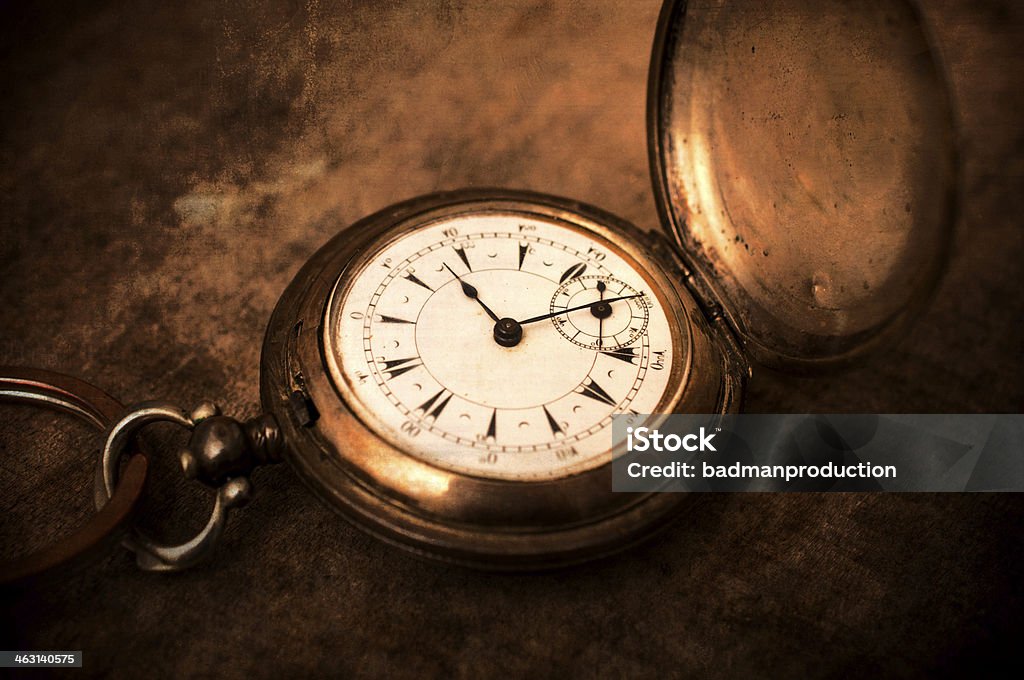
top-left (324, 210), bottom-right (683, 480)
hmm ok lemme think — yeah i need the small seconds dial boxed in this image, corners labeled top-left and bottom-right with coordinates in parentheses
top-left (550, 275), bottom-right (648, 351)
top-left (325, 211), bottom-right (679, 481)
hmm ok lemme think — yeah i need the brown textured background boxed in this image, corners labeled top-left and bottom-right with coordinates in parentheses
top-left (1, 0), bottom-right (1022, 677)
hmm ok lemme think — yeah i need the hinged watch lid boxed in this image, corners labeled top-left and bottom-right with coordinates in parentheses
top-left (648, 0), bottom-right (957, 369)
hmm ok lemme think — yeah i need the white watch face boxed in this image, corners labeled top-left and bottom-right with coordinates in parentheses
top-left (324, 209), bottom-right (684, 481)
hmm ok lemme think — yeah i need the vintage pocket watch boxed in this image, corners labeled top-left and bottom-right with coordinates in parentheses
top-left (1, 0), bottom-right (956, 575)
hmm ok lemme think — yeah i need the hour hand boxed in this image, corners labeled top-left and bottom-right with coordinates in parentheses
top-left (444, 263), bottom-right (501, 322)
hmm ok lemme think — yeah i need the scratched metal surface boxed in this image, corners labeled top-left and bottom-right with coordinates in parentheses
top-left (1, 1), bottom-right (1021, 677)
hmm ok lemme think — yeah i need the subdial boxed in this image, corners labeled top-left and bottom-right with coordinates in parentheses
top-left (549, 275), bottom-right (649, 350)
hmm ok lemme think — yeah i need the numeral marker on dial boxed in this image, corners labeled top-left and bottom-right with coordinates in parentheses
top-left (376, 314), bottom-right (415, 324)
top-left (575, 377), bottom-right (616, 406)
top-left (453, 246), bottom-right (472, 271)
top-left (486, 409), bottom-right (497, 440)
top-left (378, 357), bottom-right (422, 380)
top-left (601, 347), bottom-right (638, 364)
top-left (559, 263), bottom-right (587, 283)
top-left (542, 405), bottom-right (564, 435)
top-left (403, 272), bottom-right (433, 292)
top-left (418, 388), bottom-right (453, 420)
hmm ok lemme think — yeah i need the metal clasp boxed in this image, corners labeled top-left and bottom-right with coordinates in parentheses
top-left (96, 401), bottom-right (282, 572)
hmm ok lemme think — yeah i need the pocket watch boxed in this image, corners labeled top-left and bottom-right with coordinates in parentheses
top-left (0, 0), bottom-right (956, 576)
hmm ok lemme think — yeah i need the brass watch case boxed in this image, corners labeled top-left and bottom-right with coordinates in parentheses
top-left (260, 190), bottom-right (745, 568)
top-left (259, 0), bottom-right (955, 568)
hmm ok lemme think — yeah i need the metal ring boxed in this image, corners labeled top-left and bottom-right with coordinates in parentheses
top-left (0, 366), bottom-right (148, 586)
top-left (97, 402), bottom-right (252, 572)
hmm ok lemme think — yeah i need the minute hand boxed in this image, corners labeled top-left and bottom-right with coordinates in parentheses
top-left (518, 294), bottom-right (642, 326)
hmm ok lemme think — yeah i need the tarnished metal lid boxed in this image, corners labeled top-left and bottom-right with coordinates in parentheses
top-left (648, 0), bottom-right (957, 369)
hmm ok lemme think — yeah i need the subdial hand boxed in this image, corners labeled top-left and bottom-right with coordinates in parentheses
top-left (443, 263), bottom-right (501, 323)
top-left (518, 293), bottom-right (642, 326)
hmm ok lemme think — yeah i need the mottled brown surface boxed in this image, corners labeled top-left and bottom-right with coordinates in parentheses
top-left (1, 1), bottom-right (1021, 677)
